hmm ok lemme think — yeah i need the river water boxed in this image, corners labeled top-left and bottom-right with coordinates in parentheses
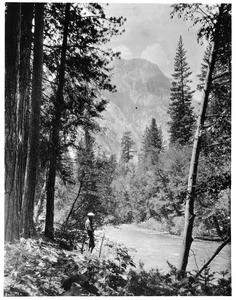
top-left (101, 224), bottom-right (231, 276)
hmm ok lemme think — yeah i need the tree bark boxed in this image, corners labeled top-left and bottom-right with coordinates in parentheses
top-left (178, 5), bottom-right (224, 277)
top-left (44, 3), bottom-right (70, 239)
top-left (17, 3), bottom-right (33, 215)
top-left (5, 3), bottom-right (21, 242)
top-left (35, 178), bottom-right (47, 225)
top-left (21, 3), bottom-right (44, 238)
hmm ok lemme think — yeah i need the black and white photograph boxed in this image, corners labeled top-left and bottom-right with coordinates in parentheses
top-left (4, 1), bottom-right (232, 296)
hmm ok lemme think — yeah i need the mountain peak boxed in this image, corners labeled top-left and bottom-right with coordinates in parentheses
top-left (96, 57), bottom-right (171, 157)
top-left (113, 58), bottom-right (167, 78)
top-left (111, 58), bottom-right (171, 96)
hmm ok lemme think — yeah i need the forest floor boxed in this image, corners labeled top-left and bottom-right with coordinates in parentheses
top-left (4, 233), bottom-right (136, 296)
top-left (4, 227), bottom-right (231, 296)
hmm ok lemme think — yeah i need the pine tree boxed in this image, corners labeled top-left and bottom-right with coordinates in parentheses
top-left (141, 118), bottom-right (163, 165)
top-left (43, 3), bottom-right (125, 238)
top-left (120, 131), bottom-right (135, 163)
top-left (168, 36), bottom-right (195, 146)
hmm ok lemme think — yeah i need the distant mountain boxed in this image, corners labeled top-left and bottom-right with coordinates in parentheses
top-left (95, 58), bottom-right (171, 157)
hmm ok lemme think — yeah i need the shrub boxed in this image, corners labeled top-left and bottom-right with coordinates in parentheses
top-left (168, 216), bottom-right (184, 235)
top-left (137, 218), bottom-right (165, 232)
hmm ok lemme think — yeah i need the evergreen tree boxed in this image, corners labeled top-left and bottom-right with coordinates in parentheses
top-left (5, 3), bottom-right (21, 241)
top-left (42, 3), bottom-right (125, 238)
top-left (18, 3), bottom-right (34, 217)
top-left (168, 36), bottom-right (195, 146)
top-left (141, 118), bottom-right (163, 165)
top-left (120, 131), bottom-right (135, 163)
top-left (95, 154), bottom-right (117, 220)
top-left (171, 3), bottom-right (231, 277)
top-left (45, 3), bottom-right (71, 239)
top-left (21, 3), bottom-right (44, 238)
top-left (67, 128), bottom-right (107, 229)
top-left (194, 5), bottom-right (231, 241)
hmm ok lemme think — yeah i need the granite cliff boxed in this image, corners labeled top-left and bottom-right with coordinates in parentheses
top-left (96, 58), bottom-right (171, 157)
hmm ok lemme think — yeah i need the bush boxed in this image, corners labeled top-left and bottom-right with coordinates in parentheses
top-left (126, 263), bottom-right (231, 296)
top-left (138, 217), bottom-right (184, 236)
top-left (4, 237), bottom-right (231, 296)
top-left (137, 218), bottom-right (166, 232)
top-left (168, 216), bottom-right (184, 235)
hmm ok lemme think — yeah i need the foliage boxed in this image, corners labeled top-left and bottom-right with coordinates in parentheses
top-left (4, 2), bottom-right (126, 240)
top-left (110, 160), bottom-right (136, 223)
top-left (4, 237), bottom-right (231, 296)
top-left (193, 4), bottom-right (231, 240)
top-left (113, 120), bottom-right (164, 224)
top-left (170, 4), bottom-right (231, 275)
top-left (110, 140), bottom-right (192, 226)
top-left (42, 2), bottom-right (126, 157)
top-left (168, 35), bottom-right (196, 146)
top-left (126, 262), bottom-right (231, 296)
top-left (4, 237), bottom-right (135, 296)
top-left (168, 216), bottom-right (185, 235)
top-left (137, 218), bottom-right (168, 232)
top-left (140, 118), bottom-right (163, 166)
top-left (95, 154), bottom-right (118, 217)
top-left (120, 131), bottom-right (135, 163)
top-left (5, 2), bottom-right (231, 283)
top-left (170, 4), bottom-right (231, 44)
top-left (45, 137), bottom-right (119, 235)
top-left (152, 146), bottom-right (191, 219)
top-left (5, 239), bottom-right (70, 296)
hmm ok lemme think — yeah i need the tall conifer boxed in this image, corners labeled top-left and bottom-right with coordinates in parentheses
top-left (141, 118), bottom-right (163, 165)
top-left (168, 36), bottom-right (195, 146)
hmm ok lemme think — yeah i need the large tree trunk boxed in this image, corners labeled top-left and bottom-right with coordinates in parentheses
top-left (17, 3), bottom-right (33, 216)
top-left (21, 3), bottom-right (44, 238)
top-left (5, 3), bottom-right (21, 242)
top-left (178, 6), bottom-right (223, 277)
top-left (44, 4), bottom-right (70, 239)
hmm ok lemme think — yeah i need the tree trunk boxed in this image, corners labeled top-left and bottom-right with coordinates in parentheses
top-left (21, 3), bottom-right (44, 238)
top-left (17, 3), bottom-right (33, 215)
top-left (35, 178), bottom-right (47, 225)
top-left (5, 3), bottom-right (21, 242)
top-left (178, 6), bottom-right (224, 277)
top-left (44, 3), bottom-right (70, 239)
top-left (64, 175), bottom-right (84, 226)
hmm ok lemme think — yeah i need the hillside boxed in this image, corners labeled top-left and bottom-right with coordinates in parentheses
top-left (96, 58), bottom-right (171, 157)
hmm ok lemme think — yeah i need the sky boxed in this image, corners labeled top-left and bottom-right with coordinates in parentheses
top-left (104, 3), bottom-right (207, 100)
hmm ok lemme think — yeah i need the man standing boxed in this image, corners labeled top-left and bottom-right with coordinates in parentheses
top-left (85, 212), bottom-right (95, 253)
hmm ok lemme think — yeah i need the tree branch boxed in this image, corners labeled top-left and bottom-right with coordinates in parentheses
top-left (194, 236), bottom-right (230, 280)
top-left (63, 170), bottom-right (85, 226)
top-left (212, 71), bottom-right (230, 81)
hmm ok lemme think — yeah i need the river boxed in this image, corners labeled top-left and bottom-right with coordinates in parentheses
top-left (101, 224), bottom-right (231, 276)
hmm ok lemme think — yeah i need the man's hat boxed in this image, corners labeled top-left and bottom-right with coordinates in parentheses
top-left (87, 212), bottom-right (95, 217)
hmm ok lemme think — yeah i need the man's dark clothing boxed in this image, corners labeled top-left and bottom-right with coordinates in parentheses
top-left (85, 217), bottom-right (95, 252)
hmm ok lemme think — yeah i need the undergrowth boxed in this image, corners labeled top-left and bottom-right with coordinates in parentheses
top-left (4, 237), bottom-right (231, 296)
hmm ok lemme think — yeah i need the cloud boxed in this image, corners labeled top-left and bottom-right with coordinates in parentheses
top-left (141, 43), bottom-right (171, 76)
top-left (113, 45), bottom-right (133, 60)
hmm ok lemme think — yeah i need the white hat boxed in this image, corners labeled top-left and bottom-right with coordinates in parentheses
top-left (87, 212), bottom-right (95, 217)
